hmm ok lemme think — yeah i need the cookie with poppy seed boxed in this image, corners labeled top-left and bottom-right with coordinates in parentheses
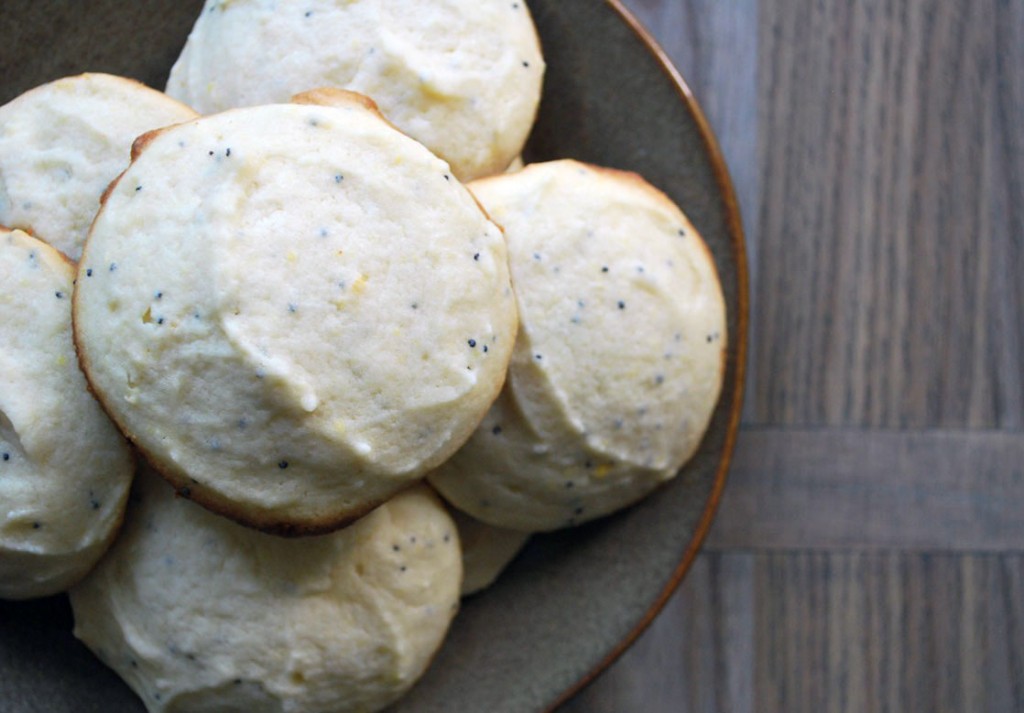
top-left (165, 0), bottom-right (544, 181)
top-left (73, 91), bottom-right (517, 535)
top-left (70, 467), bottom-right (461, 713)
top-left (428, 160), bottom-right (726, 531)
top-left (449, 507), bottom-right (530, 596)
top-left (0, 228), bottom-right (134, 599)
top-left (0, 73), bottom-right (197, 261)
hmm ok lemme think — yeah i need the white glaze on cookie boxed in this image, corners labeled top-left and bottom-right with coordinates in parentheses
top-left (429, 160), bottom-right (726, 531)
top-left (0, 228), bottom-right (133, 599)
top-left (0, 73), bottom-right (197, 260)
top-left (166, 0), bottom-right (544, 181)
top-left (73, 97), bottom-right (516, 534)
top-left (70, 470), bottom-right (461, 713)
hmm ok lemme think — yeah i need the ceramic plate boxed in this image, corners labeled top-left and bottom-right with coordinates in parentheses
top-left (0, 1), bottom-right (747, 710)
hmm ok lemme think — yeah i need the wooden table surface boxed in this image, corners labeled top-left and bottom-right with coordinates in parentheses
top-left (561, 1), bottom-right (1024, 711)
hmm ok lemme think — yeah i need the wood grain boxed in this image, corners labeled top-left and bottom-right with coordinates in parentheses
top-left (563, 553), bottom-right (1024, 713)
top-left (754, 552), bottom-right (1024, 713)
top-left (560, 0), bottom-right (1024, 711)
top-left (561, 554), bottom-right (756, 713)
top-left (708, 427), bottom-right (1024, 551)
top-left (753, 0), bottom-right (1023, 429)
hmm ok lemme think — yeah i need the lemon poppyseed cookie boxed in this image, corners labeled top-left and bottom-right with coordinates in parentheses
top-left (166, 0), bottom-right (544, 181)
top-left (0, 73), bottom-right (197, 260)
top-left (0, 228), bottom-right (133, 599)
top-left (429, 160), bottom-right (727, 531)
top-left (73, 92), bottom-right (516, 535)
top-left (449, 508), bottom-right (530, 596)
top-left (70, 467), bottom-right (461, 713)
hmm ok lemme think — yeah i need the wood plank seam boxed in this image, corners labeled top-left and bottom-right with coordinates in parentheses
top-left (706, 426), bottom-right (1024, 552)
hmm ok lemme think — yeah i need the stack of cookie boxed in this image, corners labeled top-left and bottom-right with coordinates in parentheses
top-left (0, 2), bottom-right (726, 712)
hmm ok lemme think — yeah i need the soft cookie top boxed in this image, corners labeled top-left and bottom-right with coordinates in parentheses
top-left (429, 160), bottom-right (727, 531)
top-left (0, 228), bottom-right (134, 599)
top-left (0, 73), bottom-right (197, 260)
top-left (70, 469), bottom-right (461, 713)
top-left (73, 93), bottom-right (517, 535)
top-left (166, 0), bottom-right (544, 181)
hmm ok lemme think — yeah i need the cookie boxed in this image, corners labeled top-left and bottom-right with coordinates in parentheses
top-left (166, 0), bottom-right (544, 181)
top-left (73, 92), bottom-right (517, 535)
top-left (70, 468), bottom-right (461, 713)
top-left (428, 160), bottom-right (726, 531)
top-left (0, 228), bottom-right (134, 599)
top-left (0, 73), bottom-right (197, 260)
top-left (449, 508), bottom-right (530, 596)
